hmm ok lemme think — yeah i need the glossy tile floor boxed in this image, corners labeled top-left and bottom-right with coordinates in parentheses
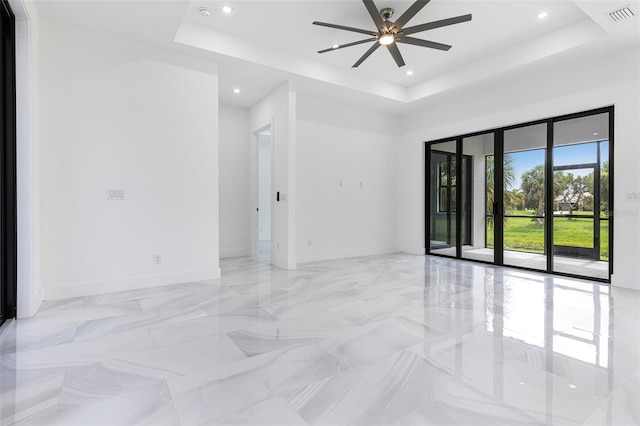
top-left (430, 247), bottom-right (609, 280)
top-left (1, 253), bottom-right (639, 425)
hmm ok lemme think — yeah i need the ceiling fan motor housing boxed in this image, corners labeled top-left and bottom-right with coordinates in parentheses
top-left (380, 8), bottom-right (394, 22)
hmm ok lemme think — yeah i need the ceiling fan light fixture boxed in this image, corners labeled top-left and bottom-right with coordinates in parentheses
top-left (332, 44), bottom-right (340, 49)
top-left (378, 33), bottom-right (395, 45)
top-left (222, 5), bottom-right (233, 14)
top-left (537, 11), bottom-right (549, 19)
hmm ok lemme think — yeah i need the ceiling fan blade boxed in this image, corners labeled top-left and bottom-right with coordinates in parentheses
top-left (401, 14), bottom-right (472, 36)
top-left (318, 37), bottom-right (377, 53)
top-left (352, 43), bottom-right (380, 68)
top-left (397, 36), bottom-right (451, 51)
top-left (362, 0), bottom-right (386, 31)
top-left (391, 0), bottom-right (431, 30)
top-left (313, 21), bottom-right (377, 36)
top-left (386, 43), bottom-right (406, 67)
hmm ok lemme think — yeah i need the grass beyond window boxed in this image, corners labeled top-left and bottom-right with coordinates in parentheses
top-left (486, 213), bottom-right (609, 261)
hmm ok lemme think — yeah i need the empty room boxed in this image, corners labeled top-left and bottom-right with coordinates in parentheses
top-left (1, 0), bottom-right (639, 424)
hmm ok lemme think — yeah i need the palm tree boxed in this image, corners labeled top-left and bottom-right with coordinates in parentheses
top-left (521, 165), bottom-right (545, 225)
top-left (486, 154), bottom-right (516, 227)
top-left (600, 161), bottom-right (609, 215)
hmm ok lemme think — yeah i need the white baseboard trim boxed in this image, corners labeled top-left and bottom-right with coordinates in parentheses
top-left (272, 256), bottom-right (297, 270)
top-left (400, 246), bottom-right (426, 255)
top-left (220, 247), bottom-right (250, 259)
top-left (43, 267), bottom-right (222, 300)
top-left (297, 246), bottom-right (399, 264)
top-left (25, 286), bottom-right (43, 318)
top-left (611, 273), bottom-right (640, 291)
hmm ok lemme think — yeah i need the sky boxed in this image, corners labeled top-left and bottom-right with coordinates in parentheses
top-left (506, 141), bottom-right (608, 190)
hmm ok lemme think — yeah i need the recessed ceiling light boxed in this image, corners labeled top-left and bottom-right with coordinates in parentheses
top-left (406, 70), bottom-right (414, 75)
top-left (199, 7), bottom-right (211, 17)
top-left (232, 88), bottom-right (240, 94)
top-left (593, 132), bottom-right (599, 136)
top-left (537, 11), bottom-right (549, 19)
top-left (332, 44), bottom-right (340, 49)
top-left (568, 384), bottom-right (577, 389)
top-left (222, 5), bottom-right (233, 14)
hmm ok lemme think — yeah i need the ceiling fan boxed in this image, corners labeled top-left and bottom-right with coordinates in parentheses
top-left (313, 0), bottom-right (472, 68)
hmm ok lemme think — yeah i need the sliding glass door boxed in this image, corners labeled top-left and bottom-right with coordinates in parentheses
top-left (552, 113), bottom-right (610, 280)
top-left (502, 123), bottom-right (547, 271)
top-left (428, 141), bottom-right (458, 257)
top-left (425, 107), bottom-right (613, 282)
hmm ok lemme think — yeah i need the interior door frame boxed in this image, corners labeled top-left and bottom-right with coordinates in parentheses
top-left (251, 124), bottom-right (274, 261)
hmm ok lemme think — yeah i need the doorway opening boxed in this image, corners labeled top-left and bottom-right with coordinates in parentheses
top-left (256, 127), bottom-right (272, 261)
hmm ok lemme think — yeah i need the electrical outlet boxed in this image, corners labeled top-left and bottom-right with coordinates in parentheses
top-left (107, 189), bottom-right (125, 200)
top-left (153, 254), bottom-right (161, 264)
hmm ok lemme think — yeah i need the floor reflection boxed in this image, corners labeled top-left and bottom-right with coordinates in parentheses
top-left (0, 253), bottom-right (637, 425)
top-left (417, 260), bottom-right (638, 425)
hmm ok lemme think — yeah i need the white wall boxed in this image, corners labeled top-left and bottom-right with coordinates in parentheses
top-left (296, 94), bottom-right (399, 263)
top-left (219, 104), bottom-right (251, 258)
top-left (40, 20), bottom-right (220, 299)
top-left (249, 82), bottom-right (296, 269)
top-left (398, 45), bottom-right (640, 290)
top-left (12, 0), bottom-right (42, 317)
top-left (258, 133), bottom-right (272, 241)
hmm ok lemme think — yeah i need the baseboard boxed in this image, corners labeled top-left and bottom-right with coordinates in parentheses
top-left (297, 245), bottom-right (399, 264)
top-left (400, 246), bottom-right (426, 255)
top-left (43, 267), bottom-right (222, 300)
top-left (272, 256), bottom-right (297, 270)
top-left (220, 247), bottom-right (250, 259)
top-left (611, 273), bottom-right (640, 291)
top-left (27, 286), bottom-right (43, 318)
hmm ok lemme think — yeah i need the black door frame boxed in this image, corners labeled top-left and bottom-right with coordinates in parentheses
top-left (426, 147), bottom-right (472, 254)
top-left (424, 106), bottom-right (614, 283)
top-left (0, 0), bottom-right (17, 324)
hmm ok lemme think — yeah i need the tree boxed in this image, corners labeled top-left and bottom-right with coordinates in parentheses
top-left (600, 161), bottom-right (609, 215)
top-left (486, 154), bottom-right (517, 228)
top-left (521, 165), bottom-right (545, 224)
top-left (556, 173), bottom-right (592, 216)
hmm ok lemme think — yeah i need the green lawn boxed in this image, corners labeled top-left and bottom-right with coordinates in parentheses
top-left (486, 214), bottom-right (609, 261)
top-left (432, 211), bottom-right (609, 261)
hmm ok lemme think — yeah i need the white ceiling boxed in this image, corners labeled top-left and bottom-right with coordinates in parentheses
top-left (35, 0), bottom-right (640, 113)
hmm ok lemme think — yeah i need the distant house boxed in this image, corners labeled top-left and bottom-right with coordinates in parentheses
top-left (555, 192), bottom-right (593, 212)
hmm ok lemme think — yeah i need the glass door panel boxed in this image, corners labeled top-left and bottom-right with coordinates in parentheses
top-left (429, 141), bottom-right (457, 257)
top-left (503, 124), bottom-right (547, 270)
top-left (553, 113), bottom-right (609, 280)
top-left (462, 133), bottom-right (494, 263)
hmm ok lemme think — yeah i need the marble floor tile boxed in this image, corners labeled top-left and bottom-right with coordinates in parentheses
top-left (316, 319), bottom-right (423, 368)
top-left (285, 350), bottom-right (461, 425)
top-left (168, 344), bottom-right (344, 424)
top-left (1, 253), bottom-right (637, 425)
top-left (203, 397), bottom-right (308, 426)
top-left (392, 384), bottom-right (544, 425)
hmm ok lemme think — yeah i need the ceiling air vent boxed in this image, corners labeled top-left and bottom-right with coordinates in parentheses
top-left (607, 5), bottom-right (635, 23)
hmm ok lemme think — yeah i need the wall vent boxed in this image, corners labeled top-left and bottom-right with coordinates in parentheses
top-left (607, 5), bottom-right (635, 23)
